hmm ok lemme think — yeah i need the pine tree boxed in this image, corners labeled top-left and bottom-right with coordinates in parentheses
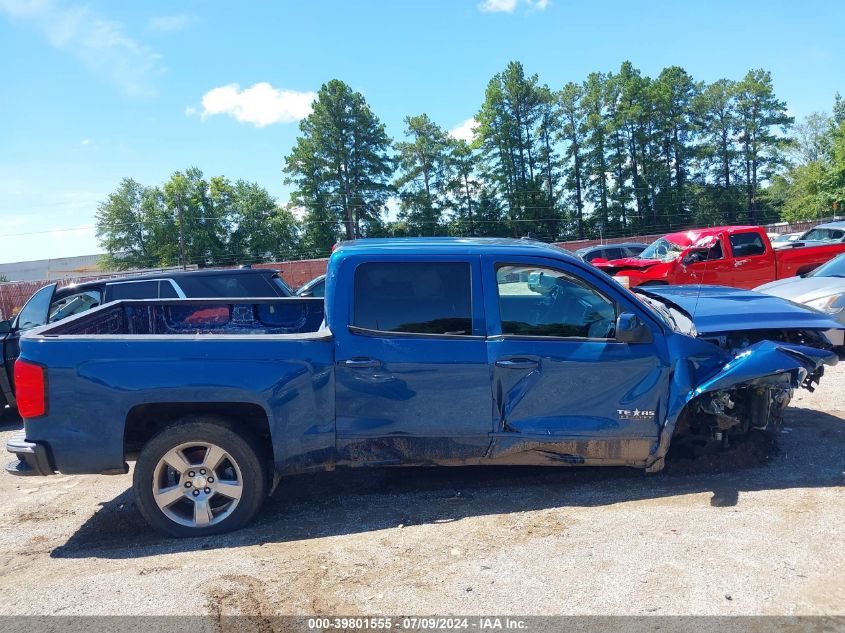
top-left (283, 80), bottom-right (393, 251)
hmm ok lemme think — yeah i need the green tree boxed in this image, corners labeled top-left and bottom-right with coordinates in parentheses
top-left (695, 79), bottom-right (740, 222)
top-left (736, 69), bottom-right (794, 222)
top-left (228, 180), bottom-right (299, 262)
top-left (445, 139), bottom-right (481, 235)
top-left (791, 112), bottom-right (834, 165)
top-left (557, 82), bottom-right (587, 238)
top-left (581, 72), bottom-right (610, 229)
top-left (162, 167), bottom-right (228, 267)
top-left (652, 66), bottom-right (700, 224)
top-left (95, 178), bottom-right (166, 270)
top-left (284, 79), bottom-right (393, 252)
top-left (768, 161), bottom-right (830, 222)
top-left (476, 61), bottom-right (559, 238)
top-left (394, 114), bottom-right (452, 236)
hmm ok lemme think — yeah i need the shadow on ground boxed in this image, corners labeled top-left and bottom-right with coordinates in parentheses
top-left (51, 407), bottom-right (845, 560)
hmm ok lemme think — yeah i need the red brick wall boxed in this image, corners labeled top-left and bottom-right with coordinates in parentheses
top-left (251, 258), bottom-right (328, 288)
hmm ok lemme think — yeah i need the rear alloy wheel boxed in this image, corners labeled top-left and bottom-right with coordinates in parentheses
top-left (152, 441), bottom-right (243, 528)
top-left (133, 420), bottom-right (267, 537)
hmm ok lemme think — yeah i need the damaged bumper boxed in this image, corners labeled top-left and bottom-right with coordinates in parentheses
top-left (677, 341), bottom-right (835, 445)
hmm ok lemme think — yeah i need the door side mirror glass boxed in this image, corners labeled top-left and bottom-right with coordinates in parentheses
top-left (0, 319), bottom-right (11, 334)
top-left (616, 312), bottom-right (653, 344)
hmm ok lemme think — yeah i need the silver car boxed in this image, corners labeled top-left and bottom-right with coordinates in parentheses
top-left (794, 220), bottom-right (845, 246)
top-left (755, 253), bottom-right (845, 346)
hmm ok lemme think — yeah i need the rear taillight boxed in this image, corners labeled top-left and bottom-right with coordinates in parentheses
top-left (15, 359), bottom-right (46, 418)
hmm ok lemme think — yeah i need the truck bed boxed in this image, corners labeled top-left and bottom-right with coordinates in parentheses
top-left (39, 297), bottom-right (327, 337)
top-left (20, 297), bottom-right (335, 476)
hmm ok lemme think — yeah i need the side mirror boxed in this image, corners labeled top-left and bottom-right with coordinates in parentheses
top-left (0, 319), bottom-right (10, 334)
top-left (616, 312), bottom-right (653, 344)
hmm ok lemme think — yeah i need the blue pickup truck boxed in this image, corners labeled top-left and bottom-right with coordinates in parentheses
top-left (6, 238), bottom-right (843, 537)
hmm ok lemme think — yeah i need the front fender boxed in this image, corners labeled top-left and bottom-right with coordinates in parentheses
top-left (687, 341), bottom-right (836, 399)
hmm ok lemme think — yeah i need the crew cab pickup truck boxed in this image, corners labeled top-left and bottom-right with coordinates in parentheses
top-left (6, 238), bottom-right (842, 537)
top-left (593, 225), bottom-right (845, 289)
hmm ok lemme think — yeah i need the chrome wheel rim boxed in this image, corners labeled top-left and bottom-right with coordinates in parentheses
top-left (152, 441), bottom-right (243, 529)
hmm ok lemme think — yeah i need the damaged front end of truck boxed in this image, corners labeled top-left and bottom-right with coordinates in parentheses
top-left (639, 285), bottom-right (841, 471)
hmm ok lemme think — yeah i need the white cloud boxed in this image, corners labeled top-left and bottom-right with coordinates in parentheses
top-left (196, 82), bottom-right (316, 127)
top-left (0, 0), bottom-right (162, 97)
top-left (478, 0), bottom-right (549, 12)
top-left (148, 14), bottom-right (190, 32)
top-left (479, 0), bottom-right (518, 11)
top-left (449, 118), bottom-right (478, 142)
top-left (80, 138), bottom-right (91, 146)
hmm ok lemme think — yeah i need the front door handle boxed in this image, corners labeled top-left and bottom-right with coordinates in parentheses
top-left (734, 259), bottom-right (750, 267)
top-left (495, 358), bottom-right (539, 369)
top-left (342, 358), bottom-right (380, 369)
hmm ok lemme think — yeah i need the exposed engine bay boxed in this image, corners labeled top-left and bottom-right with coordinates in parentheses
top-left (673, 338), bottom-right (829, 453)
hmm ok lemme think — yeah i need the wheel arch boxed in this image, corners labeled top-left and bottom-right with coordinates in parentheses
top-left (124, 402), bottom-right (272, 462)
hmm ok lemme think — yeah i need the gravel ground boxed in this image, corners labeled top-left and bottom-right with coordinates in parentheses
top-left (1, 364), bottom-right (844, 617)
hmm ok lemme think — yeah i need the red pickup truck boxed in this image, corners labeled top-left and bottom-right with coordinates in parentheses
top-left (593, 225), bottom-right (845, 289)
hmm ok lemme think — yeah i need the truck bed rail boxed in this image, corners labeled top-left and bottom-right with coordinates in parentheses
top-left (39, 297), bottom-right (326, 337)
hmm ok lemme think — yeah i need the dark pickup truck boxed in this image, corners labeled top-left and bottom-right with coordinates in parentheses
top-left (6, 238), bottom-right (842, 537)
top-left (0, 268), bottom-right (293, 412)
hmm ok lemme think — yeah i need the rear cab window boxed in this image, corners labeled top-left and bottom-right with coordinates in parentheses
top-left (351, 262), bottom-right (473, 336)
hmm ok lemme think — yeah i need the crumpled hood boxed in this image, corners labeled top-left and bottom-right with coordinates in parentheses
top-left (636, 284), bottom-right (845, 335)
top-left (755, 275), bottom-right (845, 304)
top-left (593, 256), bottom-right (666, 271)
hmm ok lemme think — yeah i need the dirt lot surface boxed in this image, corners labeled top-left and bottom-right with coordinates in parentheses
top-left (1, 364), bottom-right (844, 617)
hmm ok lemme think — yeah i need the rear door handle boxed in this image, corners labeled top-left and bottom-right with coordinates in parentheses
top-left (495, 359), bottom-right (539, 369)
top-left (342, 358), bottom-right (380, 369)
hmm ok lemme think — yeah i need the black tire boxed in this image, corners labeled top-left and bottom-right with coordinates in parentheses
top-left (133, 417), bottom-right (268, 538)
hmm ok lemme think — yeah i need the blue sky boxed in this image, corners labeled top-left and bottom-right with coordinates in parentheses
top-left (0, 0), bottom-right (843, 264)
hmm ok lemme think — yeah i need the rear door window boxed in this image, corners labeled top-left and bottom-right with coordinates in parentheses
top-left (352, 262), bottom-right (472, 335)
top-left (729, 232), bottom-right (766, 257)
top-left (105, 281), bottom-right (161, 301)
top-left (158, 280), bottom-right (179, 298)
top-left (175, 274), bottom-right (280, 298)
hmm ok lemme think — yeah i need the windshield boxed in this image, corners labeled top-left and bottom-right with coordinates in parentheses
top-left (809, 253), bottom-right (845, 278)
top-left (800, 227), bottom-right (845, 243)
top-left (638, 237), bottom-right (685, 262)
